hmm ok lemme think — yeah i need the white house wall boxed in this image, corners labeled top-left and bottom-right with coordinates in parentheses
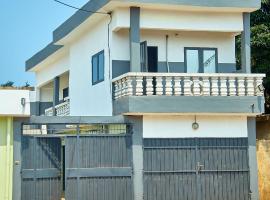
top-left (35, 55), bottom-right (69, 87)
top-left (69, 17), bottom-right (113, 116)
top-left (112, 30), bottom-right (236, 64)
top-left (143, 115), bottom-right (248, 138)
top-left (0, 90), bottom-right (30, 116)
top-left (40, 87), bottom-right (53, 102)
top-left (112, 8), bottom-right (243, 32)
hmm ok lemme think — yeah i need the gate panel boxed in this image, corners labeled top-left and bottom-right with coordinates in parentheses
top-left (143, 138), bottom-right (250, 200)
top-left (197, 138), bottom-right (250, 200)
top-left (143, 138), bottom-right (197, 200)
top-left (21, 136), bottom-right (62, 200)
top-left (65, 135), bottom-right (133, 200)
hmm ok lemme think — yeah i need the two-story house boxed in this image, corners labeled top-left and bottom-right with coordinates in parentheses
top-left (19, 0), bottom-right (265, 200)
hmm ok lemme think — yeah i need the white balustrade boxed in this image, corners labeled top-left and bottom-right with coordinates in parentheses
top-left (45, 107), bottom-right (53, 116)
top-left (112, 73), bottom-right (265, 99)
top-left (45, 98), bottom-right (70, 116)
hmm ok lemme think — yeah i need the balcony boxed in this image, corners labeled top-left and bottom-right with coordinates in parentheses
top-left (45, 97), bottom-right (70, 116)
top-left (112, 73), bottom-right (265, 115)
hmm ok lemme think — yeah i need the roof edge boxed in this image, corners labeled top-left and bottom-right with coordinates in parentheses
top-left (25, 43), bottom-right (63, 72)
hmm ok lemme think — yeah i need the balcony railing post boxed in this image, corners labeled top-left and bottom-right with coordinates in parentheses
top-left (165, 76), bottom-right (173, 96)
top-left (184, 76), bottom-right (192, 96)
top-left (135, 76), bottom-right (144, 96)
top-left (174, 77), bottom-right (182, 96)
top-left (192, 76), bottom-right (201, 96)
top-left (255, 77), bottom-right (264, 96)
top-left (220, 76), bottom-right (228, 96)
top-left (211, 77), bottom-right (219, 96)
top-left (156, 76), bottom-right (163, 95)
top-left (114, 80), bottom-right (120, 100)
top-left (146, 76), bottom-right (154, 96)
top-left (228, 77), bottom-right (237, 96)
top-left (202, 76), bottom-right (210, 96)
top-left (126, 76), bottom-right (134, 96)
top-left (237, 77), bottom-right (246, 96)
top-left (246, 77), bottom-right (255, 96)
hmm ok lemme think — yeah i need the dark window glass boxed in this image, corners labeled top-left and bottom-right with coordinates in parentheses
top-left (92, 50), bottom-right (104, 85)
top-left (63, 87), bottom-right (69, 99)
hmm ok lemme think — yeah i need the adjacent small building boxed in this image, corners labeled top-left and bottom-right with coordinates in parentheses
top-left (0, 88), bottom-right (31, 200)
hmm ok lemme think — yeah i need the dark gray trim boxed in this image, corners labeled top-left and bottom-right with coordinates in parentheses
top-left (30, 101), bottom-right (53, 116)
top-left (22, 169), bottom-right (60, 179)
top-left (130, 7), bottom-right (141, 72)
top-left (124, 0), bottom-right (260, 8)
top-left (158, 62), bottom-right (185, 73)
top-left (184, 47), bottom-right (218, 73)
top-left (112, 60), bottom-right (130, 78)
top-left (28, 115), bottom-right (127, 124)
top-left (125, 116), bottom-right (144, 200)
top-left (218, 63), bottom-right (237, 73)
top-left (25, 43), bottom-right (63, 71)
top-left (13, 118), bottom-right (29, 200)
top-left (66, 168), bottom-right (132, 178)
top-left (113, 96), bottom-right (265, 115)
top-left (53, 76), bottom-right (60, 116)
top-left (112, 60), bottom-right (236, 78)
top-left (247, 117), bottom-right (259, 200)
top-left (241, 13), bottom-right (251, 73)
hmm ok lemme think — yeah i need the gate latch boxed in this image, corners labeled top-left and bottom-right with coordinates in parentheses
top-left (14, 160), bottom-right (20, 165)
top-left (196, 162), bottom-right (204, 174)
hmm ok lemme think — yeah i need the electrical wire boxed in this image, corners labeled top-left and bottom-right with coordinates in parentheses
top-left (53, 0), bottom-right (110, 15)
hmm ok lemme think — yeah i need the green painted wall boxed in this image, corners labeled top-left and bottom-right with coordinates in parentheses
top-left (0, 117), bottom-right (13, 200)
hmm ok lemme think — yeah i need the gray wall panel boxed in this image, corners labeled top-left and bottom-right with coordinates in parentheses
top-left (113, 96), bottom-right (265, 115)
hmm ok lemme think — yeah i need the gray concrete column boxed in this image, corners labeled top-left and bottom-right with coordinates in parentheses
top-left (53, 76), bottom-right (60, 116)
top-left (130, 7), bottom-right (141, 72)
top-left (13, 118), bottom-right (29, 200)
top-left (241, 13), bottom-right (251, 73)
top-left (247, 117), bottom-right (259, 200)
top-left (126, 116), bottom-right (143, 200)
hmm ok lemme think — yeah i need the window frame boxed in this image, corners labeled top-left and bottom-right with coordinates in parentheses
top-left (92, 50), bottom-right (105, 85)
top-left (184, 47), bottom-right (218, 73)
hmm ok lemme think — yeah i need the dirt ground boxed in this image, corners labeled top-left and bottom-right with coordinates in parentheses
top-left (257, 117), bottom-right (270, 200)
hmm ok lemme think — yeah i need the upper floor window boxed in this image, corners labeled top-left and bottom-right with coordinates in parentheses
top-left (185, 48), bottom-right (218, 73)
top-left (92, 50), bottom-right (104, 85)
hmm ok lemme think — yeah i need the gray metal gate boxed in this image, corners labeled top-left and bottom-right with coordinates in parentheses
top-left (143, 138), bottom-right (250, 200)
top-left (21, 136), bottom-right (62, 200)
top-left (65, 134), bottom-right (133, 200)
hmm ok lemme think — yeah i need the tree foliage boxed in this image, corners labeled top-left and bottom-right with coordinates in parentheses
top-left (251, 0), bottom-right (270, 113)
top-left (0, 81), bottom-right (14, 87)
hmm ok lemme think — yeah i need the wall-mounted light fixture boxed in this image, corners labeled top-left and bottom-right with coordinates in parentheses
top-left (192, 115), bottom-right (199, 130)
top-left (21, 98), bottom-right (26, 107)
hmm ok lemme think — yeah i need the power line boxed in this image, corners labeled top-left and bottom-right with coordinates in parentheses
top-left (53, 0), bottom-right (110, 15)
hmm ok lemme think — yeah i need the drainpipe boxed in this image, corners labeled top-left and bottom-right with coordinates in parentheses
top-left (166, 35), bottom-right (170, 72)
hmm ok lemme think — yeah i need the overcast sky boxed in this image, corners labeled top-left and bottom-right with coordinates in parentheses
top-left (0, 0), bottom-right (88, 86)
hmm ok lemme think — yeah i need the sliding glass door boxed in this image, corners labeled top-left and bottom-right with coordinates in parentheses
top-left (185, 48), bottom-right (218, 73)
